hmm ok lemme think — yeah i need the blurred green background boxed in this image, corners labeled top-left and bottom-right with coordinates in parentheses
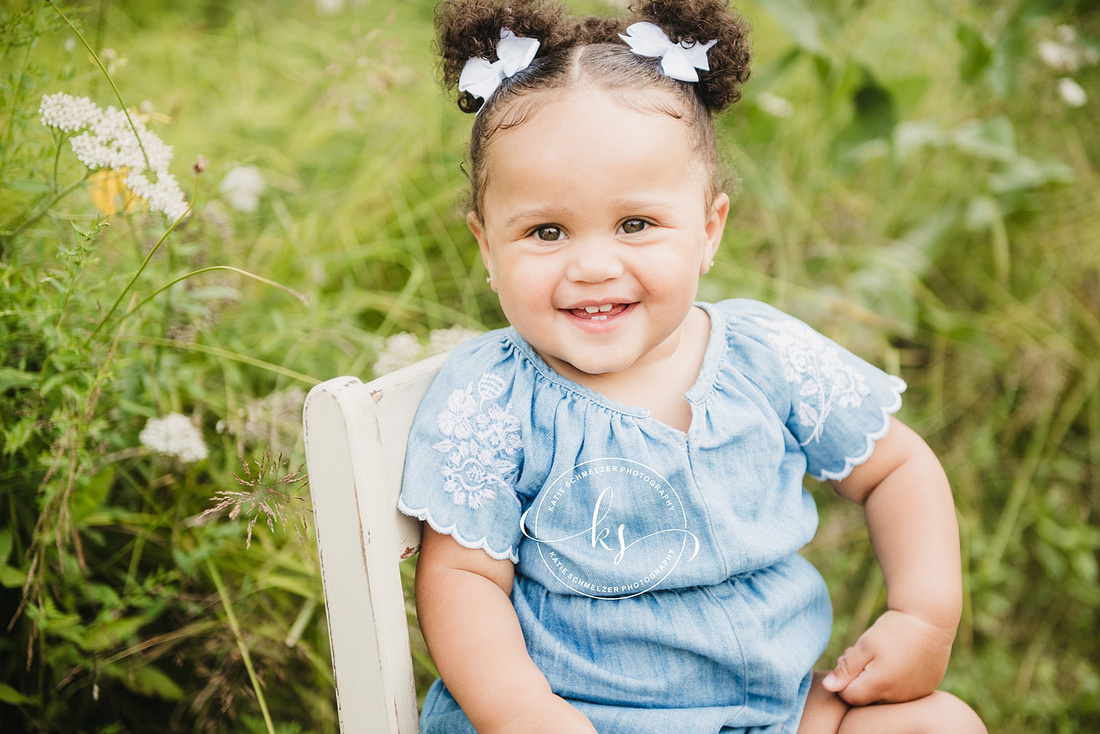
top-left (1, 0), bottom-right (1097, 731)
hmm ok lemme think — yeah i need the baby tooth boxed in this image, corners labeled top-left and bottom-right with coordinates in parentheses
top-left (585, 306), bottom-right (600, 313)
top-left (598, 304), bottom-right (613, 312)
top-left (591, 315), bottom-right (607, 321)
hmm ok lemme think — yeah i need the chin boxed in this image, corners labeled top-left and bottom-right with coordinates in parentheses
top-left (562, 355), bottom-right (636, 377)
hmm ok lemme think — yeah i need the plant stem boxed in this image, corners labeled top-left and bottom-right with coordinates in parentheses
top-left (112, 265), bottom-right (309, 332)
top-left (120, 335), bottom-right (320, 385)
top-left (46, 0), bottom-right (154, 174)
top-left (92, 190), bottom-right (194, 337)
top-left (205, 558), bottom-right (276, 734)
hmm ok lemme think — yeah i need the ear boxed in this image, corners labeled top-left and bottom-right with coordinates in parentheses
top-left (468, 211), bottom-right (494, 285)
top-left (700, 192), bottom-right (730, 274)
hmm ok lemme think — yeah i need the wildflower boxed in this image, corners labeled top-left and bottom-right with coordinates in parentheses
top-left (1058, 77), bottom-right (1088, 108)
top-left (139, 413), bottom-right (208, 463)
top-left (374, 332), bottom-right (423, 376)
top-left (428, 325), bottom-right (483, 355)
top-left (192, 154), bottom-right (209, 175)
top-left (219, 165), bottom-right (265, 213)
top-left (316, 0), bottom-right (345, 13)
top-left (39, 92), bottom-right (189, 220)
top-left (374, 326), bottom-right (482, 376)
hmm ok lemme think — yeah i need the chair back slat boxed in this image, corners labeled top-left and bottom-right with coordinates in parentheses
top-left (304, 353), bottom-right (447, 733)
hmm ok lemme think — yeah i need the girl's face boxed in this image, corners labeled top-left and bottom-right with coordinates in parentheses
top-left (469, 89), bottom-right (729, 379)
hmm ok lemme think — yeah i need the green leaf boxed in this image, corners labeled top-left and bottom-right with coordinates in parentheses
top-left (956, 21), bottom-right (993, 82)
top-left (0, 563), bottom-right (27, 589)
top-left (0, 682), bottom-right (37, 706)
top-left (105, 662), bottom-right (184, 701)
top-left (0, 366), bottom-right (36, 394)
top-left (82, 616), bottom-right (145, 652)
top-left (0, 528), bottom-right (12, 563)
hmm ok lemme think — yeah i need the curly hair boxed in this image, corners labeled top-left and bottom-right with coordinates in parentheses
top-left (434, 0), bottom-right (752, 214)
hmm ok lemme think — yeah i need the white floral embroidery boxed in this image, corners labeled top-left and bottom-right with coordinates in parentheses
top-left (761, 316), bottom-right (871, 446)
top-left (433, 373), bottom-right (522, 509)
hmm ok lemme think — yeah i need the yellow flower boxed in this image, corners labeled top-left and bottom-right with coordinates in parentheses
top-left (87, 167), bottom-right (143, 215)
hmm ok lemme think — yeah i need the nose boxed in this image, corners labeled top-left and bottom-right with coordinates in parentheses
top-left (564, 239), bottom-right (624, 284)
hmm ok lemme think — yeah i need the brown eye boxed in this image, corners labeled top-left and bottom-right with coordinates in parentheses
top-left (620, 219), bottom-right (647, 234)
top-left (535, 225), bottom-right (564, 241)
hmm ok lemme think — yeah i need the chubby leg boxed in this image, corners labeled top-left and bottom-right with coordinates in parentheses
top-left (798, 672), bottom-right (987, 734)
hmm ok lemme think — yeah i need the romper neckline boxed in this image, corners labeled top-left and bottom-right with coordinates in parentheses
top-left (503, 302), bottom-right (728, 428)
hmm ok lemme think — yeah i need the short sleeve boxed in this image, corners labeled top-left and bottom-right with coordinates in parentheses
top-left (397, 335), bottom-right (525, 562)
top-left (731, 300), bottom-right (906, 482)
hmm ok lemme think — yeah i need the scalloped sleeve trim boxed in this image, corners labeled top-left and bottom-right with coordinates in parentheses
top-left (398, 498), bottom-right (520, 563)
top-left (810, 374), bottom-right (906, 482)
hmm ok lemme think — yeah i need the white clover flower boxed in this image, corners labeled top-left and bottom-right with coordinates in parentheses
top-left (220, 165), bottom-right (265, 213)
top-left (315, 0), bottom-right (345, 14)
top-left (757, 92), bottom-right (794, 118)
top-left (1058, 77), bottom-right (1088, 108)
top-left (140, 413), bottom-right (208, 463)
top-left (39, 92), bottom-right (188, 220)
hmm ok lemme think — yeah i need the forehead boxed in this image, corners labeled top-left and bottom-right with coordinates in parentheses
top-left (481, 90), bottom-right (705, 206)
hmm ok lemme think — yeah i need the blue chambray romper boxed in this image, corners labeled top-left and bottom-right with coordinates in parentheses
top-left (398, 299), bottom-right (906, 734)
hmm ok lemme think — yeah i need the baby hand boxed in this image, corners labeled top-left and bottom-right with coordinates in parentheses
top-left (821, 609), bottom-right (956, 706)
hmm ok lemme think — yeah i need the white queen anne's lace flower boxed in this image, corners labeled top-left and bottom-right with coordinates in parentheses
top-left (39, 92), bottom-right (189, 220)
top-left (140, 413), bottom-right (208, 463)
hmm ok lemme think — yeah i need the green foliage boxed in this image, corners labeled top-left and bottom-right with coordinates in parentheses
top-left (0, 0), bottom-right (1097, 732)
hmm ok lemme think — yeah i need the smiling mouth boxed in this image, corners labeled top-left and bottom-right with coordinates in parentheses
top-left (568, 303), bottom-right (629, 322)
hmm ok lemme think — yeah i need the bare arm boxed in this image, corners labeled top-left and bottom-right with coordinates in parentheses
top-left (822, 417), bottom-right (962, 705)
top-left (415, 526), bottom-right (596, 733)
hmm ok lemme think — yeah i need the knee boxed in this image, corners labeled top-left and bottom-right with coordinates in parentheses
top-left (910, 691), bottom-right (986, 734)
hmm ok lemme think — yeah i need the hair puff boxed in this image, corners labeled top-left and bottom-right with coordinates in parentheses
top-left (572, 14), bottom-right (629, 45)
top-left (629, 0), bottom-right (752, 112)
top-left (435, 0), bottom-right (575, 112)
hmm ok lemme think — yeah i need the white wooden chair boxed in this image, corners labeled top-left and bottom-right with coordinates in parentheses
top-left (302, 353), bottom-right (449, 733)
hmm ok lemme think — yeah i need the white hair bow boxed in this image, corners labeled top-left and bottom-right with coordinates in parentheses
top-left (619, 22), bottom-right (717, 82)
top-left (458, 29), bottom-right (540, 102)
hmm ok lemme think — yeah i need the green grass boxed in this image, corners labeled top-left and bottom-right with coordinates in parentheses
top-left (1, 0), bottom-right (1097, 731)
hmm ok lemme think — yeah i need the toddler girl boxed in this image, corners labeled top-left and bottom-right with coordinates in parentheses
top-left (398, 0), bottom-right (987, 731)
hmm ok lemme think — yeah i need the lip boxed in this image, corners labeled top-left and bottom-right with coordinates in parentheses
top-left (561, 301), bottom-right (634, 331)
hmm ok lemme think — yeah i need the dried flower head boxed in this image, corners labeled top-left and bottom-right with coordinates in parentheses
top-left (39, 92), bottom-right (189, 220)
top-left (199, 448), bottom-right (310, 553)
top-left (139, 413), bottom-right (208, 463)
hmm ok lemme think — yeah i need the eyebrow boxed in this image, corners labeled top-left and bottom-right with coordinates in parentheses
top-left (500, 199), bottom-right (677, 230)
